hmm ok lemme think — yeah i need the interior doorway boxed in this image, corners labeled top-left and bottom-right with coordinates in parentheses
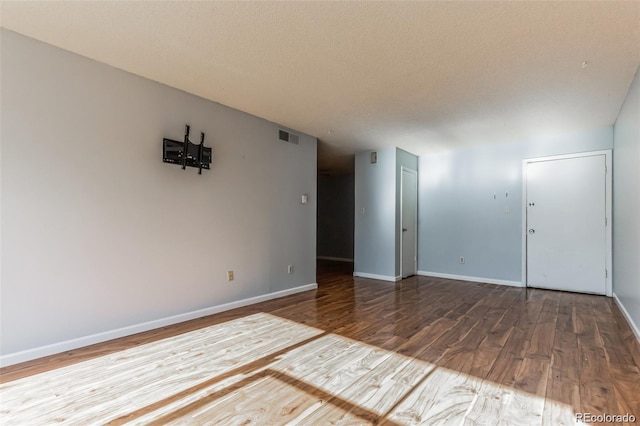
top-left (401, 167), bottom-right (418, 278)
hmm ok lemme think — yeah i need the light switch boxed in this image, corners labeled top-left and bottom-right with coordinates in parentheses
top-left (301, 194), bottom-right (308, 204)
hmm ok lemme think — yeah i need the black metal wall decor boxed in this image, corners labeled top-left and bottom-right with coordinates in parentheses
top-left (163, 125), bottom-right (212, 174)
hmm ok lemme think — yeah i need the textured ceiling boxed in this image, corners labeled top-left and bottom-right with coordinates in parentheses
top-left (1, 1), bottom-right (639, 174)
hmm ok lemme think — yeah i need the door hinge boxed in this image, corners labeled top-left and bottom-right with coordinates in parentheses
top-left (605, 269), bottom-right (608, 278)
top-left (605, 217), bottom-right (608, 226)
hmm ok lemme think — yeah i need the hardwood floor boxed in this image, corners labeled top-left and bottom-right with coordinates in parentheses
top-left (1, 260), bottom-right (639, 424)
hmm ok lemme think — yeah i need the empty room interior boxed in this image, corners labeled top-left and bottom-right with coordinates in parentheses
top-left (1, 2), bottom-right (640, 425)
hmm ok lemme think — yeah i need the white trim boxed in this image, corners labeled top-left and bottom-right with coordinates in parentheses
top-left (353, 272), bottom-right (401, 282)
top-left (418, 271), bottom-right (523, 287)
top-left (317, 256), bottom-right (354, 262)
top-left (521, 150), bottom-right (613, 296)
top-left (613, 293), bottom-right (640, 345)
top-left (400, 166), bottom-right (418, 279)
top-left (0, 283), bottom-right (318, 368)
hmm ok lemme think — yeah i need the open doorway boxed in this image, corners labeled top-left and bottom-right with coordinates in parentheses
top-left (316, 173), bottom-right (354, 280)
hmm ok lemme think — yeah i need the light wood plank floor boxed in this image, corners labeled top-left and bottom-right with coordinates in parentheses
top-left (1, 260), bottom-right (639, 424)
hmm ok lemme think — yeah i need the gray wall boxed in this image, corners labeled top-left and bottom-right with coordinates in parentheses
top-left (354, 147), bottom-right (396, 278)
top-left (395, 148), bottom-right (419, 276)
top-left (613, 66), bottom-right (640, 335)
top-left (354, 147), bottom-right (418, 279)
top-left (418, 127), bottom-right (613, 282)
top-left (0, 30), bottom-right (317, 356)
top-left (317, 175), bottom-right (354, 261)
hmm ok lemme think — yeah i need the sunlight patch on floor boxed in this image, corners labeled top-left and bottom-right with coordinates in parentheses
top-left (0, 312), bottom-right (577, 425)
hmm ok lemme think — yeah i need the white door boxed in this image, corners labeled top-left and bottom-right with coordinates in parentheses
top-left (401, 168), bottom-right (418, 278)
top-left (525, 154), bottom-right (606, 294)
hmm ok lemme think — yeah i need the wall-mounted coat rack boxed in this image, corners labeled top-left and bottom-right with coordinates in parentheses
top-left (163, 125), bottom-right (212, 174)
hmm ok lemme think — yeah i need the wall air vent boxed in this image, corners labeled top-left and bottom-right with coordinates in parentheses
top-left (279, 129), bottom-right (299, 145)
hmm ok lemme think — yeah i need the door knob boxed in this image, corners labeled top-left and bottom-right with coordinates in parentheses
top-left (529, 229), bottom-right (535, 234)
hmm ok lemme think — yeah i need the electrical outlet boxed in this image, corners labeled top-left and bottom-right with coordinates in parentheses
top-left (504, 206), bottom-right (510, 214)
top-left (459, 257), bottom-right (465, 264)
top-left (227, 270), bottom-right (234, 281)
top-left (287, 265), bottom-right (294, 274)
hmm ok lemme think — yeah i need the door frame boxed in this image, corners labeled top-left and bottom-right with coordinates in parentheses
top-left (521, 150), bottom-right (612, 296)
top-left (400, 166), bottom-right (418, 279)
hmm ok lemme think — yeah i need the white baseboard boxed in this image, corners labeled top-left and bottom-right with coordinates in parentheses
top-left (613, 293), bottom-right (640, 345)
top-left (417, 271), bottom-right (523, 287)
top-left (317, 256), bottom-right (354, 262)
top-left (353, 272), bottom-right (401, 282)
top-left (0, 283), bottom-right (318, 368)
